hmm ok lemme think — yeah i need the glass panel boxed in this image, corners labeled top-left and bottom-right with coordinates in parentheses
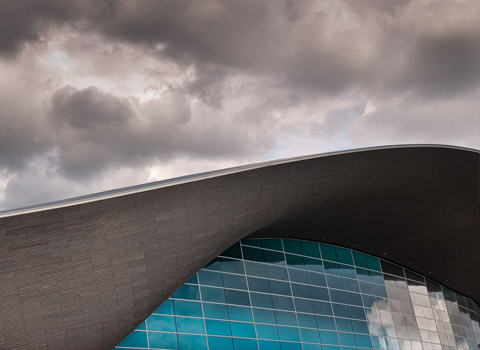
top-left (117, 238), bottom-right (480, 350)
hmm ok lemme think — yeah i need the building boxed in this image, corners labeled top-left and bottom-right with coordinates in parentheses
top-left (0, 145), bottom-right (479, 350)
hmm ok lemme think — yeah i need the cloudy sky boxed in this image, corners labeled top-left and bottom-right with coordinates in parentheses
top-left (0, 0), bottom-right (479, 210)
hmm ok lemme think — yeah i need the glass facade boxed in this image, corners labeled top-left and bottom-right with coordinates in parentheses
top-left (115, 238), bottom-right (480, 350)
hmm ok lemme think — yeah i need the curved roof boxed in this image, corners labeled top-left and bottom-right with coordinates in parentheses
top-left (0, 144), bottom-right (478, 349)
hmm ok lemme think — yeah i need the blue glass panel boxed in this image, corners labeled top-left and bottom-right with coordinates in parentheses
top-left (300, 328), bottom-right (320, 343)
top-left (286, 254), bottom-right (304, 269)
top-left (177, 334), bottom-right (207, 349)
top-left (335, 247), bottom-right (353, 265)
top-left (332, 303), bottom-right (349, 318)
top-left (231, 322), bottom-right (256, 338)
top-left (243, 246), bottom-right (265, 263)
top-left (291, 283), bottom-right (310, 298)
top-left (154, 299), bottom-right (174, 315)
top-left (172, 284), bottom-right (200, 300)
top-left (283, 239), bottom-right (302, 254)
top-left (304, 257), bottom-right (324, 273)
top-left (355, 333), bottom-right (373, 347)
top-left (309, 286), bottom-right (329, 301)
top-left (348, 305), bottom-right (366, 320)
top-left (289, 269), bottom-right (308, 284)
top-left (220, 257), bottom-right (245, 274)
top-left (345, 291), bottom-right (363, 306)
top-left (256, 324), bottom-right (279, 340)
top-left (342, 278), bottom-right (360, 292)
top-left (277, 326), bottom-right (300, 342)
top-left (261, 239), bottom-right (283, 251)
top-left (324, 261), bottom-right (341, 275)
top-left (205, 319), bottom-right (231, 336)
top-left (198, 270), bottom-right (223, 287)
top-left (233, 338), bottom-right (258, 350)
top-left (117, 331), bottom-right (147, 348)
top-left (242, 239), bottom-right (263, 247)
top-left (200, 286), bottom-right (226, 303)
top-left (307, 271), bottom-right (326, 287)
top-left (208, 336), bottom-right (234, 350)
top-left (254, 308), bottom-right (276, 324)
top-left (319, 330), bottom-right (339, 345)
top-left (246, 261), bottom-right (268, 277)
top-left (294, 298), bottom-right (313, 313)
top-left (269, 280), bottom-right (292, 295)
top-left (316, 315), bottom-right (336, 330)
top-left (338, 331), bottom-right (356, 346)
top-left (280, 341), bottom-right (302, 350)
top-left (251, 292), bottom-right (274, 308)
top-left (203, 302), bottom-right (228, 320)
top-left (274, 311), bottom-right (297, 326)
top-left (136, 322), bottom-right (146, 330)
top-left (301, 241), bottom-right (321, 258)
top-left (147, 315), bottom-right (176, 332)
top-left (356, 267), bottom-right (371, 282)
top-left (266, 265), bottom-right (288, 280)
top-left (264, 250), bottom-right (285, 265)
top-left (249, 277), bottom-right (271, 293)
top-left (148, 332), bottom-right (177, 349)
top-left (330, 289), bottom-right (347, 303)
top-left (352, 251), bottom-right (368, 268)
top-left (226, 289), bottom-right (250, 306)
top-left (259, 340), bottom-right (281, 350)
top-left (223, 273), bottom-right (248, 290)
top-left (179, 286), bottom-right (201, 303)
top-left (320, 244), bottom-right (337, 262)
top-left (297, 313), bottom-right (316, 328)
top-left (335, 317), bottom-right (353, 332)
top-left (175, 317), bottom-right (205, 334)
top-left (272, 295), bottom-right (294, 311)
top-left (366, 255), bottom-right (382, 272)
top-left (303, 344), bottom-right (323, 350)
top-left (228, 305), bottom-right (253, 322)
top-left (352, 320), bottom-right (370, 334)
top-left (313, 300), bottom-right (333, 315)
top-left (339, 263), bottom-right (356, 278)
top-left (173, 300), bottom-right (203, 317)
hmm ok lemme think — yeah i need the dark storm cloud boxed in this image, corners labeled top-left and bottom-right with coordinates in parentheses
top-left (48, 85), bottom-right (271, 179)
top-left (2, 0), bottom-right (479, 98)
top-left (51, 86), bottom-right (133, 129)
top-left (0, 0), bottom-right (86, 56)
top-left (0, 92), bottom-right (49, 171)
top-left (396, 32), bottom-right (480, 97)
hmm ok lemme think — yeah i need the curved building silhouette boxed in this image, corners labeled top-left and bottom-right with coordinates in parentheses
top-left (0, 145), bottom-right (479, 349)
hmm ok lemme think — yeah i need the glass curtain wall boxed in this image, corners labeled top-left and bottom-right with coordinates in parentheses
top-left (115, 238), bottom-right (480, 350)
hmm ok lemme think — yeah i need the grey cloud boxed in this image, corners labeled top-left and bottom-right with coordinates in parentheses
top-left (48, 85), bottom-right (272, 179)
top-left (0, 93), bottom-right (49, 171)
top-left (0, 0), bottom-right (86, 56)
top-left (351, 91), bottom-right (480, 147)
top-left (396, 32), bottom-right (480, 97)
top-left (2, 0), bottom-right (479, 99)
top-left (51, 86), bottom-right (134, 129)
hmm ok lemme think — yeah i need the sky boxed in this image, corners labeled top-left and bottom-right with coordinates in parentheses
top-left (0, 0), bottom-right (479, 210)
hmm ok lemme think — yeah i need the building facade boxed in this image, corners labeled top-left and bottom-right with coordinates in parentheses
top-left (116, 238), bottom-right (480, 350)
top-left (0, 145), bottom-right (479, 349)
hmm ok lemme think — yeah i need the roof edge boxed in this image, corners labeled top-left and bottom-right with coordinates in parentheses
top-left (1, 143), bottom-right (478, 218)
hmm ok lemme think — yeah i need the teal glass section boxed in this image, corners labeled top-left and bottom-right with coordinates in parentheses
top-left (116, 239), bottom-right (480, 350)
